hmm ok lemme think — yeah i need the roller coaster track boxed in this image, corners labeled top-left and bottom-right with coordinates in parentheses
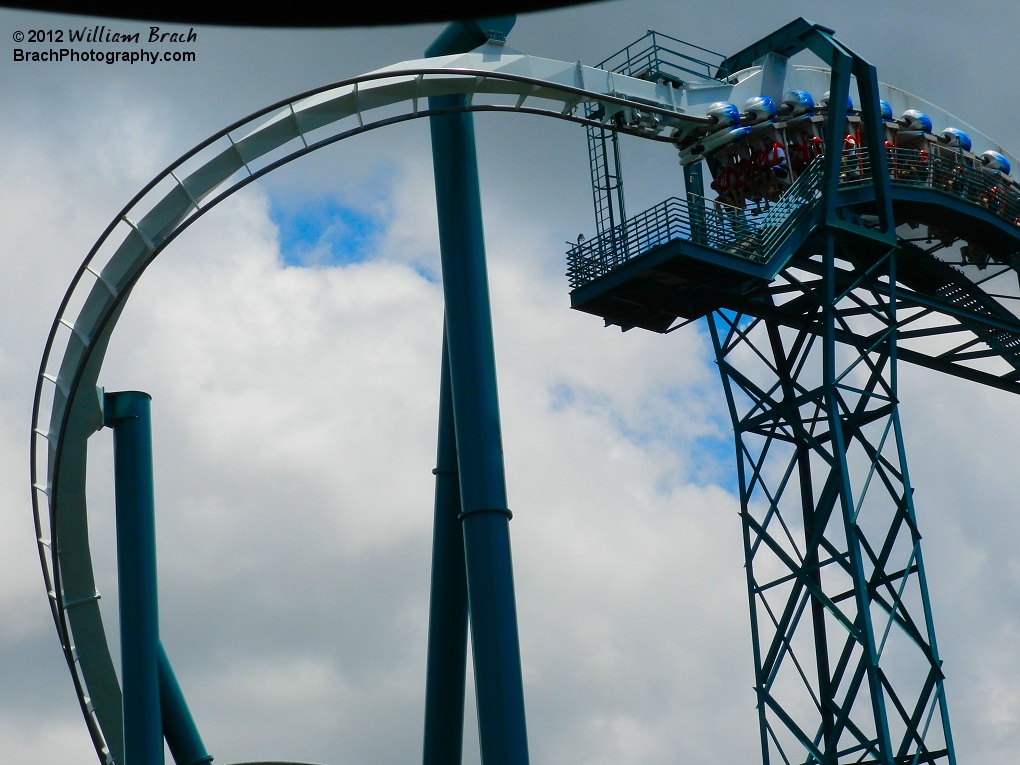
top-left (29, 42), bottom-right (745, 765)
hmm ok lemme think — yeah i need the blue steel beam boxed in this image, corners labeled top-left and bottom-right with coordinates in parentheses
top-left (104, 391), bottom-right (164, 765)
top-left (105, 392), bottom-right (213, 765)
top-left (820, 234), bottom-right (898, 765)
top-left (158, 644), bottom-right (213, 765)
top-left (425, 17), bottom-right (530, 765)
top-left (422, 334), bottom-right (469, 765)
top-left (715, 18), bottom-right (835, 78)
top-left (852, 61), bottom-right (894, 236)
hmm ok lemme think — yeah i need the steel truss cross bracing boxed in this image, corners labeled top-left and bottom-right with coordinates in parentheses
top-left (709, 234), bottom-right (953, 765)
top-left (565, 19), bottom-right (1020, 764)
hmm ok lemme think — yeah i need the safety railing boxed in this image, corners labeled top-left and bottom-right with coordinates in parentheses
top-left (567, 148), bottom-right (1020, 291)
top-left (749, 155), bottom-right (826, 255)
top-left (847, 147), bottom-right (1020, 227)
top-left (596, 30), bottom-right (726, 85)
top-left (566, 156), bottom-right (825, 289)
top-left (565, 197), bottom-right (689, 288)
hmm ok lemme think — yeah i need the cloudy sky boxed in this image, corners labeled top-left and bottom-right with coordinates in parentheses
top-left (2, 1), bottom-right (1020, 764)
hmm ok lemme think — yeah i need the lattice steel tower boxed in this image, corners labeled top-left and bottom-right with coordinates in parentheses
top-left (569, 18), bottom-right (1020, 765)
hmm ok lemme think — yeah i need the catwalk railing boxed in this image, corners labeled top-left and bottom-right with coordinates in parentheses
top-left (596, 29), bottom-right (726, 85)
top-left (566, 153), bottom-right (826, 288)
top-left (850, 147), bottom-right (1020, 224)
top-left (566, 148), bottom-right (1020, 290)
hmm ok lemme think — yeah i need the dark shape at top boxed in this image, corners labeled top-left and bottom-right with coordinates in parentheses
top-left (1, 0), bottom-right (596, 27)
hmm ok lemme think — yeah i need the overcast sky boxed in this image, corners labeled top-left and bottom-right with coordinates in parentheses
top-left (2, 1), bottom-right (1020, 764)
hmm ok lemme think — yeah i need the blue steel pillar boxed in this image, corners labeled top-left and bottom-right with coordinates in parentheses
top-left (105, 391), bottom-right (163, 765)
top-left (159, 644), bottom-right (214, 765)
top-left (683, 163), bottom-right (706, 244)
top-left (422, 335), bottom-right (469, 765)
top-left (424, 17), bottom-right (530, 765)
top-left (106, 392), bottom-right (213, 765)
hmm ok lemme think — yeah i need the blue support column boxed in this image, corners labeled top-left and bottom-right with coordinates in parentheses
top-left (422, 334), bottom-right (469, 765)
top-left (105, 391), bottom-right (163, 765)
top-left (683, 163), bottom-right (706, 244)
top-left (158, 643), bottom-right (213, 765)
top-left (425, 17), bottom-right (530, 765)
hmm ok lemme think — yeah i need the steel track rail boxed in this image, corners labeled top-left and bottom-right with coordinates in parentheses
top-left (28, 43), bottom-right (729, 765)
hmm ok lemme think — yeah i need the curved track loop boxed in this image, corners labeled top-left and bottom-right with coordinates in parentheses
top-left (29, 42), bottom-right (726, 765)
top-left (30, 41), bottom-right (1020, 765)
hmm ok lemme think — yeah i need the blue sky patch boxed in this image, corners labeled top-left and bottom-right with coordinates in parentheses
top-left (269, 194), bottom-right (388, 268)
top-left (548, 379), bottom-right (738, 492)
